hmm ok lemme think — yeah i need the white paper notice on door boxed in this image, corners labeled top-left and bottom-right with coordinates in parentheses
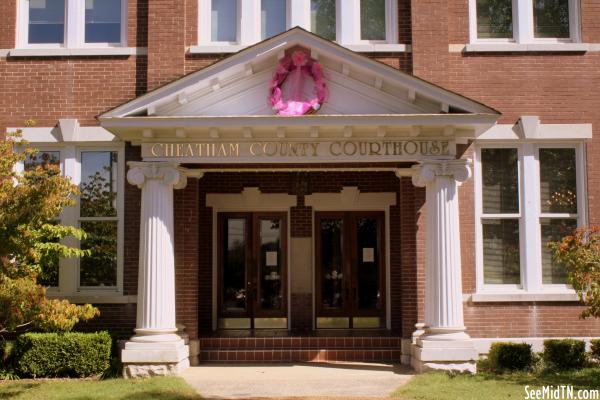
top-left (266, 251), bottom-right (278, 266)
top-left (362, 247), bottom-right (375, 263)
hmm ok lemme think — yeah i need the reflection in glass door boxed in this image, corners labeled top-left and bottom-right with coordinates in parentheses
top-left (218, 213), bottom-right (287, 329)
top-left (315, 212), bottom-right (385, 329)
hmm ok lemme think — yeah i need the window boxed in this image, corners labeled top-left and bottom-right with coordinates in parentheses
top-left (470, 0), bottom-right (579, 43)
top-left (18, 0), bottom-right (127, 48)
top-left (196, 0), bottom-right (399, 51)
top-left (475, 143), bottom-right (585, 292)
top-left (79, 151), bottom-right (119, 288)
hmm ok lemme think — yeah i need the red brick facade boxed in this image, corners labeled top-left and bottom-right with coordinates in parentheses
top-left (3, 0), bottom-right (600, 342)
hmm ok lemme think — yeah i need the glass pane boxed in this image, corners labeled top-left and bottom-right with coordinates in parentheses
top-left (483, 218), bottom-right (521, 284)
top-left (80, 151), bottom-right (118, 217)
top-left (540, 148), bottom-right (577, 214)
top-left (356, 218), bottom-right (381, 310)
top-left (24, 150), bottom-right (60, 170)
top-left (534, 0), bottom-right (569, 38)
top-left (211, 0), bottom-right (237, 42)
top-left (259, 218), bottom-right (282, 311)
top-left (541, 218), bottom-right (576, 284)
top-left (320, 218), bottom-right (344, 310)
top-left (311, 0), bottom-right (336, 41)
top-left (80, 220), bottom-right (117, 287)
top-left (261, 0), bottom-right (286, 40)
top-left (361, 0), bottom-right (386, 40)
top-left (481, 148), bottom-right (519, 214)
top-left (223, 218), bottom-right (246, 312)
top-left (28, 0), bottom-right (65, 44)
top-left (476, 0), bottom-right (513, 39)
top-left (85, 0), bottom-right (122, 43)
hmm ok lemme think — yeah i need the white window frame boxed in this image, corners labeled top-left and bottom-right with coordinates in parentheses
top-left (17, 0), bottom-right (128, 49)
top-left (75, 146), bottom-right (125, 293)
top-left (468, 0), bottom-right (581, 44)
top-left (196, 0), bottom-right (398, 50)
top-left (474, 141), bottom-right (586, 294)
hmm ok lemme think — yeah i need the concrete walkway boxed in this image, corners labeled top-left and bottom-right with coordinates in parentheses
top-left (181, 363), bottom-right (413, 399)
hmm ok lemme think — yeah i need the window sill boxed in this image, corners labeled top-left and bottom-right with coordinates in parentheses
top-left (467, 291), bottom-right (580, 303)
top-left (46, 293), bottom-right (137, 304)
top-left (188, 43), bottom-right (411, 54)
top-left (7, 47), bottom-right (147, 57)
top-left (459, 42), bottom-right (589, 53)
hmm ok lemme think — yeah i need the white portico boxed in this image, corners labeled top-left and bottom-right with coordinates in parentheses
top-left (98, 28), bottom-right (501, 376)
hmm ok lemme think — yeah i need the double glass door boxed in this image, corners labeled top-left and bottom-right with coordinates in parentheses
top-left (218, 212), bottom-right (287, 329)
top-left (315, 212), bottom-right (385, 329)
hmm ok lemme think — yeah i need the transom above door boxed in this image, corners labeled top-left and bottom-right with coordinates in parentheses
top-left (315, 211), bottom-right (386, 329)
top-left (218, 212), bottom-right (287, 329)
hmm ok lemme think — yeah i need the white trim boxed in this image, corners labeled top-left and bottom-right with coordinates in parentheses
top-left (477, 122), bottom-right (592, 141)
top-left (10, 125), bottom-right (119, 143)
top-left (474, 140), bottom-right (587, 296)
top-left (468, 0), bottom-right (581, 45)
top-left (468, 292), bottom-right (579, 303)
top-left (46, 294), bottom-right (137, 304)
top-left (8, 47), bottom-right (145, 57)
top-left (17, 0), bottom-right (128, 50)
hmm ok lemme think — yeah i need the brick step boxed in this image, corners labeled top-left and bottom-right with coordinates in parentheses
top-left (199, 336), bottom-right (402, 350)
top-left (199, 348), bottom-right (402, 363)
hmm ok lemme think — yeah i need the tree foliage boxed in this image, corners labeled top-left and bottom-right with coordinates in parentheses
top-left (549, 226), bottom-right (600, 319)
top-left (0, 132), bottom-right (99, 334)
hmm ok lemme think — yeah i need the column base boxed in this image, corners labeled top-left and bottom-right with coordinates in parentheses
top-left (410, 330), bottom-right (479, 374)
top-left (121, 337), bottom-right (190, 378)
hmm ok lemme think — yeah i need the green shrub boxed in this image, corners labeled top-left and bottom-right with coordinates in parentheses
top-left (15, 331), bottom-right (111, 378)
top-left (590, 339), bottom-right (600, 362)
top-left (486, 342), bottom-right (534, 372)
top-left (0, 341), bottom-right (17, 380)
top-left (543, 339), bottom-right (587, 370)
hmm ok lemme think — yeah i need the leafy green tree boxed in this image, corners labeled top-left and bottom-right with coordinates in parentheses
top-left (550, 227), bottom-right (600, 319)
top-left (0, 132), bottom-right (99, 334)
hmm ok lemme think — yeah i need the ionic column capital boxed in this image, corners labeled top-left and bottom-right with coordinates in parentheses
top-left (127, 162), bottom-right (188, 190)
top-left (411, 159), bottom-right (472, 188)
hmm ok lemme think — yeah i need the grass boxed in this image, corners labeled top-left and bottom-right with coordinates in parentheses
top-left (0, 377), bottom-right (202, 400)
top-left (394, 368), bottom-right (600, 400)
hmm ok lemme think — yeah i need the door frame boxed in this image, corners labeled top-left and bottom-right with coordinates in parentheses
top-left (314, 211), bottom-right (386, 327)
top-left (306, 187), bottom-right (396, 330)
top-left (207, 188), bottom-right (296, 331)
top-left (216, 211), bottom-right (289, 327)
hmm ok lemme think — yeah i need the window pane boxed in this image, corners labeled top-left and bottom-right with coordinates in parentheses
top-left (24, 150), bottom-right (60, 171)
top-left (483, 218), bottom-right (521, 284)
top-left (534, 0), bottom-right (569, 38)
top-left (261, 0), bottom-right (286, 40)
top-left (85, 0), bottom-right (122, 43)
top-left (80, 151), bottom-right (118, 218)
top-left (541, 218), bottom-right (576, 284)
top-left (481, 148), bottom-right (519, 214)
top-left (311, 0), bottom-right (336, 41)
top-left (259, 218), bottom-right (282, 311)
top-left (28, 0), bottom-right (65, 44)
top-left (80, 220), bottom-right (117, 287)
top-left (223, 218), bottom-right (247, 312)
top-left (476, 0), bottom-right (513, 39)
top-left (211, 0), bottom-right (237, 42)
top-left (361, 0), bottom-right (386, 41)
top-left (540, 148), bottom-right (577, 214)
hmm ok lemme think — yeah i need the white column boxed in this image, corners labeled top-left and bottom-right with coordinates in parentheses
top-left (410, 159), bottom-right (478, 373)
top-left (121, 162), bottom-right (189, 378)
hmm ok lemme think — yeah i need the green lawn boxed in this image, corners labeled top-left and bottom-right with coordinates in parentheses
top-left (0, 377), bottom-right (202, 400)
top-left (394, 368), bottom-right (600, 400)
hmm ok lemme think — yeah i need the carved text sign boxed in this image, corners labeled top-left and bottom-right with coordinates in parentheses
top-left (141, 139), bottom-right (455, 163)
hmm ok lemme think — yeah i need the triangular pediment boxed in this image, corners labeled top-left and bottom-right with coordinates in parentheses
top-left (101, 28), bottom-right (499, 121)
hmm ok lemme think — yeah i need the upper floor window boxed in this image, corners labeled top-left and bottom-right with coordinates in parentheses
top-left (471, 0), bottom-right (579, 43)
top-left (18, 0), bottom-right (127, 48)
top-left (475, 142), bottom-right (585, 292)
top-left (197, 0), bottom-right (399, 50)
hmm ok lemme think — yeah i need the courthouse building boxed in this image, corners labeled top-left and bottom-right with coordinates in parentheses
top-left (2, 0), bottom-right (600, 376)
